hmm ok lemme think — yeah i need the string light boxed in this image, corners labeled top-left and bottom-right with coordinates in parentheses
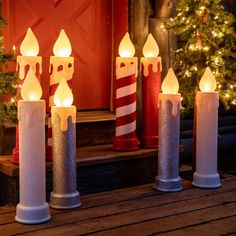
top-left (203, 46), bottom-right (210, 51)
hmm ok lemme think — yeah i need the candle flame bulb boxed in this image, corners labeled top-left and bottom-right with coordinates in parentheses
top-left (20, 28), bottom-right (39, 56)
top-left (53, 29), bottom-right (72, 57)
top-left (161, 68), bottom-right (179, 94)
top-left (143, 33), bottom-right (159, 57)
top-left (199, 67), bottom-right (216, 92)
top-left (54, 78), bottom-right (73, 107)
top-left (21, 70), bottom-right (42, 101)
top-left (118, 32), bottom-right (135, 57)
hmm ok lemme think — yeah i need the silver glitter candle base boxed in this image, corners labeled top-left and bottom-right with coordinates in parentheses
top-left (50, 191), bottom-right (81, 209)
top-left (155, 176), bottom-right (182, 192)
top-left (50, 108), bottom-right (81, 209)
top-left (155, 94), bottom-right (182, 192)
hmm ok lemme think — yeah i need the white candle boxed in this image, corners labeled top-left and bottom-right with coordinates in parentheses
top-left (17, 28), bottom-right (42, 82)
top-left (50, 78), bottom-right (80, 209)
top-left (47, 29), bottom-right (74, 159)
top-left (49, 29), bottom-right (74, 106)
top-left (12, 28), bottom-right (42, 165)
top-left (155, 68), bottom-right (182, 192)
top-left (15, 70), bottom-right (50, 224)
top-left (193, 67), bottom-right (220, 188)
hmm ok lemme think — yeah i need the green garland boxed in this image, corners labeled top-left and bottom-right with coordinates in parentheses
top-left (0, 16), bottom-right (18, 124)
top-left (164, 0), bottom-right (236, 114)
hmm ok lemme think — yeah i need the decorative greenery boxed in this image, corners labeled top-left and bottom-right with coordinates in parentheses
top-left (0, 16), bottom-right (18, 124)
top-left (164, 0), bottom-right (236, 114)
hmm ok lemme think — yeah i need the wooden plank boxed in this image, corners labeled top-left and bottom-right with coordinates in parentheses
top-left (157, 215), bottom-right (236, 236)
top-left (14, 189), bottom-right (236, 235)
top-left (91, 203), bottom-right (236, 236)
top-left (0, 178), bottom-right (235, 235)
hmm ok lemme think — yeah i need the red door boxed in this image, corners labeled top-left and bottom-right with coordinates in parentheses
top-left (2, 0), bottom-right (118, 110)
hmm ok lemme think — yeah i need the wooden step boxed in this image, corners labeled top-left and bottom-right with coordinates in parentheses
top-left (0, 144), bottom-right (184, 206)
top-left (0, 111), bottom-right (115, 155)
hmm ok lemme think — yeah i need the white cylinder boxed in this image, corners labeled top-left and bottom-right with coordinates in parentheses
top-left (15, 100), bottom-right (50, 224)
top-left (193, 91), bottom-right (220, 188)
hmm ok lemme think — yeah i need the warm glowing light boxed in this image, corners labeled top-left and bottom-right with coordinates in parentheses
top-left (118, 32), bottom-right (135, 57)
top-left (199, 67), bottom-right (216, 92)
top-left (21, 70), bottom-right (42, 101)
top-left (12, 45), bottom-right (16, 51)
top-left (54, 78), bottom-right (73, 107)
top-left (53, 29), bottom-right (72, 57)
top-left (142, 33), bottom-right (159, 57)
top-left (161, 68), bottom-right (179, 94)
top-left (20, 28), bottom-right (39, 56)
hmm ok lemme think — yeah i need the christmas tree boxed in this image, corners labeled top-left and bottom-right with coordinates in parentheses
top-left (165, 0), bottom-right (236, 114)
top-left (0, 16), bottom-right (17, 125)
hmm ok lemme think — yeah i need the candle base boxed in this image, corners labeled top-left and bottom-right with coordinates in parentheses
top-left (50, 191), bottom-right (81, 209)
top-left (15, 203), bottom-right (50, 224)
top-left (192, 172), bottom-right (221, 188)
top-left (113, 137), bottom-right (139, 151)
top-left (154, 176), bottom-right (182, 192)
top-left (141, 135), bottom-right (158, 148)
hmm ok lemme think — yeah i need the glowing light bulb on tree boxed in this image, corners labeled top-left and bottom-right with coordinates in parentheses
top-left (118, 33), bottom-right (135, 57)
top-left (199, 67), bottom-right (216, 92)
top-left (142, 34), bottom-right (159, 58)
top-left (53, 29), bottom-right (72, 57)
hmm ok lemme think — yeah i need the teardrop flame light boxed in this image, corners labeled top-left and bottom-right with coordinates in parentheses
top-left (118, 32), bottom-right (135, 57)
top-left (21, 70), bottom-right (42, 101)
top-left (143, 33), bottom-right (159, 57)
top-left (53, 29), bottom-right (72, 57)
top-left (199, 67), bottom-right (217, 92)
top-left (54, 78), bottom-right (73, 107)
top-left (20, 28), bottom-right (39, 56)
top-left (161, 68), bottom-right (179, 94)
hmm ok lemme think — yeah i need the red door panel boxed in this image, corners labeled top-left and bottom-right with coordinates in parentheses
top-left (2, 0), bottom-right (112, 110)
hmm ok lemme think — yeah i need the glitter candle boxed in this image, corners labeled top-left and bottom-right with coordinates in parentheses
top-left (192, 67), bottom-right (220, 188)
top-left (155, 68), bottom-right (182, 192)
top-left (50, 78), bottom-right (80, 209)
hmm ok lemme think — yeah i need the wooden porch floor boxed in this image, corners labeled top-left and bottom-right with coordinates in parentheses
top-left (0, 173), bottom-right (236, 236)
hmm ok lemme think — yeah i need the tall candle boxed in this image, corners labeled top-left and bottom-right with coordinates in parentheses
top-left (12, 28), bottom-right (42, 164)
top-left (113, 32), bottom-right (139, 151)
top-left (140, 33), bottom-right (162, 148)
top-left (47, 29), bottom-right (74, 160)
top-left (155, 68), bottom-right (182, 192)
top-left (192, 67), bottom-right (220, 188)
top-left (50, 78), bottom-right (80, 209)
top-left (15, 70), bottom-right (50, 224)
